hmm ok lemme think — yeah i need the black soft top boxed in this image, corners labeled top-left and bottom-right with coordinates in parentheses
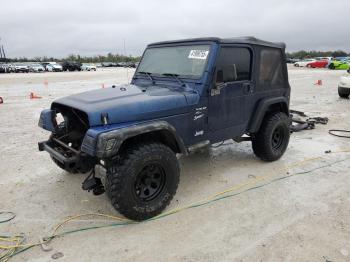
top-left (148, 37), bottom-right (285, 49)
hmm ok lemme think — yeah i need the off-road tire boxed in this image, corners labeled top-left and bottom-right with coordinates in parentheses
top-left (338, 89), bottom-right (349, 98)
top-left (252, 112), bottom-right (290, 162)
top-left (106, 142), bottom-right (180, 221)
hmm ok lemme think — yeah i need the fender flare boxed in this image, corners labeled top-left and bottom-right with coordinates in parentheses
top-left (248, 97), bottom-right (289, 133)
top-left (95, 121), bottom-right (186, 158)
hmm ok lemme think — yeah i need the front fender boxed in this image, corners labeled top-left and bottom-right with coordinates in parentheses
top-left (82, 121), bottom-right (186, 158)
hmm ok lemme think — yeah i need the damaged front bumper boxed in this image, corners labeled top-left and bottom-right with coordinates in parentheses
top-left (38, 139), bottom-right (80, 171)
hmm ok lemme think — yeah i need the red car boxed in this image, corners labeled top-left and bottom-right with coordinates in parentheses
top-left (306, 60), bottom-right (328, 68)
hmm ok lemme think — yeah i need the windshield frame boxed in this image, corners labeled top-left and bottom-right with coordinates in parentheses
top-left (136, 43), bottom-right (213, 80)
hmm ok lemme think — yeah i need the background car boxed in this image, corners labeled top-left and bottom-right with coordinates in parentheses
top-left (4, 64), bottom-right (15, 73)
top-left (45, 63), bottom-right (63, 72)
top-left (338, 69), bottom-right (350, 98)
top-left (328, 59), bottom-right (350, 70)
top-left (42, 62), bottom-right (62, 71)
top-left (14, 64), bottom-right (29, 73)
top-left (61, 61), bottom-right (82, 71)
top-left (101, 62), bottom-right (114, 67)
top-left (29, 64), bottom-right (45, 72)
top-left (0, 64), bottom-right (6, 73)
top-left (286, 58), bottom-right (300, 63)
top-left (117, 61), bottom-right (136, 68)
top-left (81, 63), bottom-right (97, 71)
top-left (306, 59), bottom-right (329, 68)
top-left (294, 58), bottom-right (316, 67)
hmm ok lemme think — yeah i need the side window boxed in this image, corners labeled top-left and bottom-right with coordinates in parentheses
top-left (259, 49), bottom-right (284, 88)
top-left (217, 47), bottom-right (252, 81)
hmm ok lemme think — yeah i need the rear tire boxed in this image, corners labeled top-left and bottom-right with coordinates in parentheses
top-left (252, 112), bottom-right (290, 162)
top-left (106, 142), bottom-right (180, 221)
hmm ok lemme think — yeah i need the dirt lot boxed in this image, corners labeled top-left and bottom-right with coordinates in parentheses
top-left (1, 66), bottom-right (350, 262)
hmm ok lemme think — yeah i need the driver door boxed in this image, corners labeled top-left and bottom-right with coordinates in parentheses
top-left (208, 46), bottom-right (254, 132)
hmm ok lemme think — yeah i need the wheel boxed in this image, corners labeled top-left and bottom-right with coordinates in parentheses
top-left (306, 64), bottom-right (312, 68)
top-left (329, 63), bottom-right (335, 70)
top-left (252, 112), bottom-right (290, 162)
top-left (338, 88), bottom-right (349, 98)
top-left (294, 64), bottom-right (299, 67)
top-left (106, 142), bottom-right (180, 221)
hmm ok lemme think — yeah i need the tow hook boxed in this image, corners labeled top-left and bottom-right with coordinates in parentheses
top-left (82, 169), bottom-right (105, 195)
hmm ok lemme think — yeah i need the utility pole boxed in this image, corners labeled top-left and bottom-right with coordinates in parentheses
top-left (0, 37), bottom-right (6, 61)
top-left (0, 37), bottom-right (3, 60)
top-left (2, 45), bottom-right (6, 59)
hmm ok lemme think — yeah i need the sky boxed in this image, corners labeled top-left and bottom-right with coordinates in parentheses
top-left (1, 0), bottom-right (349, 58)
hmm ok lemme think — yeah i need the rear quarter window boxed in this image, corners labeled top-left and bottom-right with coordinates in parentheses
top-left (259, 48), bottom-right (284, 88)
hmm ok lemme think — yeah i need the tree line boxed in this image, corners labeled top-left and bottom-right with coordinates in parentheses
top-left (286, 50), bottom-right (349, 59)
top-left (4, 52), bottom-right (141, 63)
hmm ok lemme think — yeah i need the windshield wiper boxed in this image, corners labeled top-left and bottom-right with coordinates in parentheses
top-left (162, 73), bottom-right (185, 87)
top-left (137, 71), bottom-right (155, 84)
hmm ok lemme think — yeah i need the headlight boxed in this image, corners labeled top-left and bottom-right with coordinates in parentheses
top-left (38, 109), bottom-right (57, 131)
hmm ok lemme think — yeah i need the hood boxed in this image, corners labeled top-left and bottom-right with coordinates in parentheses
top-left (52, 84), bottom-right (198, 126)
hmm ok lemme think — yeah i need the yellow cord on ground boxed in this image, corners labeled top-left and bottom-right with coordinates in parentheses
top-left (154, 155), bottom-right (324, 219)
top-left (1, 150), bottom-right (350, 260)
top-left (52, 213), bottom-right (129, 235)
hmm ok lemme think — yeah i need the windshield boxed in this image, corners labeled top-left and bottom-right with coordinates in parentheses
top-left (136, 45), bottom-right (211, 78)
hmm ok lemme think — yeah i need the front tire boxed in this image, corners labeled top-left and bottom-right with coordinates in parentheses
top-left (106, 142), bottom-right (180, 221)
top-left (252, 112), bottom-right (290, 162)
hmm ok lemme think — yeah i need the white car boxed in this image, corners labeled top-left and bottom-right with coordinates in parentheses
top-left (29, 64), bottom-right (45, 72)
top-left (294, 59), bottom-right (316, 67)
top-left (46, 63), bottom-right (63, 72)
top-left (338, 69), bottom-right (350, 98)
top-left (81, 63), bottom-right (97, 71)
top-left (14, 64), bottom-right (29, 73)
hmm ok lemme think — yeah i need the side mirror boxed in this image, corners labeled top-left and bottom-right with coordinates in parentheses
top-left (216, 64), bottom-right (237, 84)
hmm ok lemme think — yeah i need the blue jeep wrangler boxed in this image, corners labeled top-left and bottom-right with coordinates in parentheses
top-left (38, 37), bottom-right (290, 220)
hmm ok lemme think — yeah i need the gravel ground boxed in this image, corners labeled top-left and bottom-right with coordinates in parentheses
top-left (0, 66), bottom-right (350, 262)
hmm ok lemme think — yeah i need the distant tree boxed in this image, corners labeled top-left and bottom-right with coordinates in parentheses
top-left (286, 50), bottom-right (350, 59)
